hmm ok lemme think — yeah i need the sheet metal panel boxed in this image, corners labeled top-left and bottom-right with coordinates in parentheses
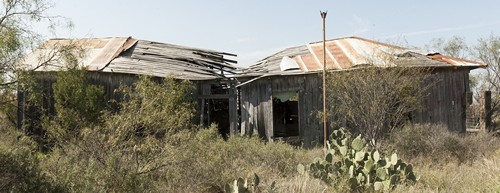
top-left (22, 37), bottom-right (237, 80)
top-left (244, 36), bottom-right (485, 76)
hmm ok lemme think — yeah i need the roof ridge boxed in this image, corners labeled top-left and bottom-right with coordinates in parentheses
top-left (309, 36), bottom-right (406, 50)
top-left (48, 36), bottom-right (132, 41)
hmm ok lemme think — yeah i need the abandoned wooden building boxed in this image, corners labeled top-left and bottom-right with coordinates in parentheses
top-left (19, 36), bottom-right (486, 146)
top-left (236, 37), bottom-right (485, 146)
top-left (18, 37), bottom-right (239, 136)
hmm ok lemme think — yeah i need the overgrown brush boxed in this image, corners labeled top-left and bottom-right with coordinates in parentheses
top-left (0, 124), bottom-right (62, 192)
top-left (393, 152), bottom-right (500, 193)
top-left (388, 124), bottom-right (500, 164)
top-left (25, 75), bottom-right (321, 192)
top-left (3, 69), bottom-right (499, 192)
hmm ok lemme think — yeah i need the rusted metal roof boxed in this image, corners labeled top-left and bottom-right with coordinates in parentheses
top-left (240, 36), bottom-right (486, 76)
top-left (23, 37), bottom-right (238, 80)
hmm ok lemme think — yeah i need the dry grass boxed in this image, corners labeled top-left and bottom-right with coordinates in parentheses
top-left (388, 124), bottom-right (500, 193)
top-left (388, 124), bottom-right (500, 164)
top-left (394, 152), bottom-right (500, 193)
top-left (1, 121), bottom-right (499, 192)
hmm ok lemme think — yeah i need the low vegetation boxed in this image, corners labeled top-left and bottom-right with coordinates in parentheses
top-left (301, 128), bottom-right (417, 192)
top-left (326, 67), bottom-right (431, 145)
top-left (2, 119), bottom-right (498, 192)
top-left (1, 70), bottom-right (499, 192)
top-left (388, 124), bottom-right (500, 164)
top-left (0, 0), bottom-right (498, 191)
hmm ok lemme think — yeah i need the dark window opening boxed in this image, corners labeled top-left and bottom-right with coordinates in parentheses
top-left (273, 91), bottom-right (299, 137)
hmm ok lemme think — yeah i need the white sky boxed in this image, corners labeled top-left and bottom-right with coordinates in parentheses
top-left (35, 0), bottom-right (500, 67)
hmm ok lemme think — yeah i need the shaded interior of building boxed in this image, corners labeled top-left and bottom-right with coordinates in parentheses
top-left (199, 82), bottom-right (232, 139)
top-left (272, 91), bottom-right (299, 137)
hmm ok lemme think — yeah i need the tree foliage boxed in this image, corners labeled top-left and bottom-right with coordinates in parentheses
top-left (45, 68), bottom-right (106, 143)
top-left (105, 76), bottom-right (196, 143)
top-left (0, 0), bottom-right (72, 127)
top-left (326, 67), bottom-right (430, 144)
top-left (0, 0), bottom-right (69, 91)
top-left (40, 76), bottom-right (199, 192)
top-left (426, 36), bottom-right (470, 59)
top-left (474, 34), bottom-right (500, 128)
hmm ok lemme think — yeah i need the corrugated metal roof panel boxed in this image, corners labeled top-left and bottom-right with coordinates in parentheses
top-left (243, 36), bottom-right (486, 76)
top-left (87, 37), bottom-right (136, 70)
top-left (23, 37), bottom-right (135, 71)
top-left (22, 37), bottom-right (237, 80)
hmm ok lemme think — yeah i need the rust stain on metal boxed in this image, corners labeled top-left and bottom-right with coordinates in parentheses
top-left (328, 41), bottom-right (352, 69)
top-left (300, 54), bottom-right (322, 71)
top-left (337, 39), bottom-right (364, 66)
top-left (310, 43), bottom-right (336, 70)
top-left (293, 56), bottom-right (308, 71)
top-left (430, 54), bottom-right (486, 67)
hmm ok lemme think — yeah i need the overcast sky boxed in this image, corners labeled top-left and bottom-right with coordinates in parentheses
top-left (37, 0), bottom-right (500, 67)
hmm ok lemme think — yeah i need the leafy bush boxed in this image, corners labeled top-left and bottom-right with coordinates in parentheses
top-left (326, 67), bottom-right (431, 144)
top-left (0, 151), bottom-right (61, 192)
top-left (0, 125), bottom-right (62, 192)
top-left (159, 126), bottom-right (314, 192)
top-left (33, 75), bottom-right (320, 192)
top-left (389, 124), bottom-right (500, 163)
top-left (104, 76), bottom-right (196, 141)
top-left (40, 75), bottom-right (197, 192)
top-left (299, 128), bottom-right (418, 191)
top-left (46, 68), bottom-right (106, 143)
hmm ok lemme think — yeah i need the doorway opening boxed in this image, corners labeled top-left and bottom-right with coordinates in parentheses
top-left (272, 91), bottom-right (299, 137)
top-left (200, 82), bottom-right (231, 139)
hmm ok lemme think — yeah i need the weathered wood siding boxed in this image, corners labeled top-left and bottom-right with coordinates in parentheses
top-left (17, 72), bottom-right (219, 129)
top-left (240, 74), bottom-right (324, 146)
top-left (413, 69), bottom-right (470, 132)
top-left (240, 69), bottom-right (471, 146)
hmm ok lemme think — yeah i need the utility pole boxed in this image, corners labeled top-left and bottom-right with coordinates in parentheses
top-left (320, 11), bottom-right (327, 148)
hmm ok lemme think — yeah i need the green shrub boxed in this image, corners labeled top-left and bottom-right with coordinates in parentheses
top-left (38, 124), bottom-right (319, 192)
top-left (0, 125), bottom-right (63, 192)
top-left (104, 76), bottom-right (196, 141)
top-left (36, 76), bottom-right (319, 192)
top-left (389, 124), bottom-right (500, 163)
top-left (0, 151), bottom-right (62, 192)
top-left (40, 75), bottom-right (197, 192)
top-left (159, 126), bottom-right (313, 192)
top-left (46, 68), bottom-right (106, 143)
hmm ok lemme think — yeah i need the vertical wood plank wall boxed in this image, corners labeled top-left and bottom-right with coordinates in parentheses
top-left (240, 69), bottom-right (471, 146)
top-left (239, 74), bottom-right (324, 146)
top-left (413, 69), bottom-right (470, 132)
top-left (18, 68), bottom-right (471, 146)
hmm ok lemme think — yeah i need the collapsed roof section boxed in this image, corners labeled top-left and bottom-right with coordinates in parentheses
top-left (23, 37), bottom-right (238, 80)
top-left (240, 36), bottom-right (486, 76)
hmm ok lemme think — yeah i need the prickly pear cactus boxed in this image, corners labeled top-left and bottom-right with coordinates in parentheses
top-left (297, 128), bottom-right (419, 191)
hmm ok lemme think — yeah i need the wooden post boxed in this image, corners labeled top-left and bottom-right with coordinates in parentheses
top-left (228, 81), bottom-right (238, 136)
top-left (320, 11), bottom-right (328, 148)
top-left (480, 91), bottom-right (492, 132)
top-left (266, 79), bottom-right (274, 141)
